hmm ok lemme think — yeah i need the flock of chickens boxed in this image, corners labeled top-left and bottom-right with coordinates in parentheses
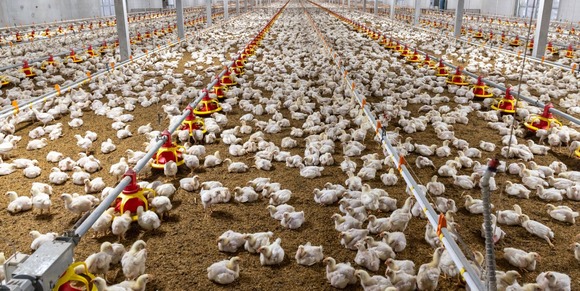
top-left (0, 1), bottom-right (579, 290)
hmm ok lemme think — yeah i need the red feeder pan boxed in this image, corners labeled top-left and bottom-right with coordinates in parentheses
top-left (220, 70), bottom-right (237, 86)
top-left (446, 67), bottom-right (469, 86)
top-left (491, 87), bottom-right (516, 114)
top-left (472, 76), bottom-right (493, 98)
top-left (21, 60), bottom-right (36, 77)
top-left (524, 103), bottom-right (562, 132)
top-left (151, 130), bottom-right (185, 169)
top-left (114, 168), bottom-right (155, 221)
top-left (193, 92), bottom-right (223, 116)
top-left (181, 105), bottom-right (207, 136)
top-left (213, 79), bottom-right (228, 99)
top-left (435, 59), bottom-right (449, 77)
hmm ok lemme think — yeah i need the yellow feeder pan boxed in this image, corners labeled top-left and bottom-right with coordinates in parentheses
top-left (20, 61), bottom-right (36, 77)
top-left (523, 103), bottom-right (562, 132)
top-left (151, 130), bottom-right (185, 170)
top-left (435, 59), bottom-right (449, 77)
top-left (0, 75), bottom-right (10, 86)
top-left (446, 67), bottom-right (469, 86)
top-left (41, 55), bottom-right (58, 70)
top-left (384, 38), bottom-right (396, 50)
top-left (472, 76), bottom-right (493, 98)
top-left (66, 49), bottom-right (83, 63)
top-left (422, 55), bottom-right (437, 69)
top-left (86, 45), bottom-right (99, 58)
top-left (181, 105), bottom-right (207, 135)
top-left (473, 30), bottom-right (484, 38)
top-left (400, 45), bottom-right (411, 57)
top-left (194, 93), bottom-right (223, 116)
top-left (546, 42), bottom-right (558, 54)
top-left (565, 45), bottom-right (575, 58)
top-left (114, 169), bottom-right (156, 221)
top-left (509, 36), bottom-right (522, 46)
top-left (491, 88), bottom-right (516, 114)
top-left (220, 70), bottom-right (237, 87)
top-left (213, 79), bottom-right (228, 99)
top-left (53, 262), bottom-right (98, 291)
top-left (406, 49), bottom-right (422, 63)
top-left (575, 146), bottom-right (580, 159)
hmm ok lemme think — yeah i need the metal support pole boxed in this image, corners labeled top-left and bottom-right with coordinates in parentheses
top-left (532, 0), bottom-right (553, 58)
top-left (363, 0), bottom-right (366, 12)
top-left (390, 0), bottom-right (395, 19)
top-left (224, 0), bottom-right (229, 20)
top-left (480, 159), bottom-right (498, 291)
top-left (414, 0), bottom-right (420, 25)
top-left (236, 0), bottom-right (240, 14)
top-left (454, 0), bottom-right (465, 38)
top-left (206, 0), bottom-right (212, 26)
top-left (374, 0), bottom-right (378, 14)
top-left (114, 0), bottom-right (130, 61)
top-left (176, 0), bottom-right (185, 39)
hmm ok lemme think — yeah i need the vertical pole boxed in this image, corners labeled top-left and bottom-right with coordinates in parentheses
top-left (390, 0), bottom-right (395, 19)
top-left (176, 0), bottom-right (185, 39)
top-left (532, 0), bottom-right (553, 58)
top-left (236, 0), bottom-right (240, 14)
top-left (480, 159), bottom-right (499, 291)
top-left (454, 0), bottom-right (465, 37)
top-left (224, 0), bottom-right (229, 20)
top-left (114, 0), bottom-right (130, 61)
top-left (206, 0), bottom-right (212, 26)
top-left (414, 0), bottom-right (420, 25)
top-left (363, 0), bottom-right (366, 12)
top-left (374, 0), bottom-right (378, 14)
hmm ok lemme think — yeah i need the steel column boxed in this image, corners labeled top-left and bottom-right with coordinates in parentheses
top-left (532, 0), bottom-right (553, 58)
top-left (114, 0), bottom-right (131, 61)
top-left (176, 0), bottom-right (185, 39)
top-left (454, 0), bottom-right (464, 38)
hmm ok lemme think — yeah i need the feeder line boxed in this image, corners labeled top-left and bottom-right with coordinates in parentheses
top-left (305, 2), bottom-right (485, 290)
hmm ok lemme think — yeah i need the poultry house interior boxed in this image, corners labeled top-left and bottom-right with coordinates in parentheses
top-left (0, 0), bottom-right (579, 290)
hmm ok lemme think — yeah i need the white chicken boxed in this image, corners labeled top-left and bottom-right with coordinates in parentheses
top-left (122, 240), bottom-right (147, 280)
top-left (217, 230), bottom-right (246, 253)
top-left (258, 237), bottom-right (285, 265)
top-left (295, 242), bottom-right (324, 266)
top-left (281, 211), bottom-right (305, 229)
top-left (30, 230), bottom-right (57, 250)
top-left (520, 214), bottom-right (555, 247)
top-left (207, 257), bottom-right (241, 285)
top-left (112, 210), bottom-right (133, 241)
top-left (323, 257), bottom-right (357, 288)
top-left (545, 204), bottom-right (578, 224)
top-left (503, 247), bottom-right (540, 271)
top-left (6, 191), bottom-right (32, 213)
top-left (136, 206), bottom-right (161, 231)
top-left (61, 193), bottom-right (93, 216)
top-left (163, 160), bottom-right (178, 180)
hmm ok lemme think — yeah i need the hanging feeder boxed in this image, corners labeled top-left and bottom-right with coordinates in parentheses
top-left (0, 75), bottom-right (10, 87)
top-left (53, 262), bottom-right (98, 291)
top-left (523, 103), bottom-right (562, 132)
top-left (86, 45), bottom-right (99, 58)
top-left (220, 69), bottom-right (237, 87)
top-left (473, 29), bottom-right (484, 39)
top-left (193, 91), bottom-right (223, 116)
top-left (472, 76), bottom-right (493, 98)
top-left (181, 105), bottom-right (207, 136)
top-left (422, 54), bottom-right (436, 69)
top-left (435, 59), bottom-right (449, 77)
top-left (114, 168), bottom-right (156, 221)
top-left (509, 35), bottom-right (522, 46)
top-left (546, 42), bottom-right (558, 54)
top-left (446, 67), bottom-right (469, 86)
top-left (99, 41), bottom-right (108, 53)
top-left (212, 78), bottom-right (228, 99)
top-left (406, 49), bottom-right (422, 63)
top-left (41, 54), bottom-right (57, 70)
top-left (151, 130), bottom-right (185, 169)
top-left (400, 45), bottom-right (411, 57)
top-left (565, 45), bottom-right (575, 58)
top-left (67, 49), bottom-right (83, 63)
top-left (20, 60), bottom-right (36, 77)
top-left (491, 87), bottom-right (516, 114)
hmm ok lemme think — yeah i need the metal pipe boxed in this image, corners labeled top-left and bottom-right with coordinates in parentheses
top-left (356, 10), bottom-right (580, 127)
top-left (303, 4), bottom-right (484, 290)
top-left (74, 0), bottom-right (287, 240)
top-left (0, 10), bottom-right (245, 121)
top-left (480, 159), bottom-right (498, 291)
